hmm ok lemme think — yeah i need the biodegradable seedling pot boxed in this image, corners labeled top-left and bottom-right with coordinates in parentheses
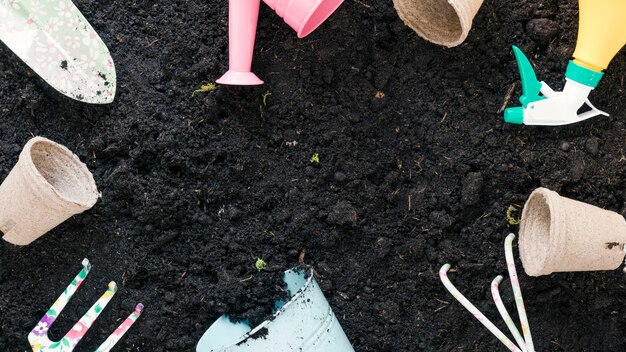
top-left (217, 0), bottom-right (344, 86)
top-left (392, 0), bottom-right (484, 47)
top-left (196, 268), bottom-right (354, 352)
top-left (519, 188), bottom-right (626, 276)
top-left (0, 137), bottom-right (99, 246)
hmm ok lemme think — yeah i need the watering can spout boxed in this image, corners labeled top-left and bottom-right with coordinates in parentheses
top-left (216, 0), bottom-right (264, 86)
top-left (218, 0), bottom-right (344, 86)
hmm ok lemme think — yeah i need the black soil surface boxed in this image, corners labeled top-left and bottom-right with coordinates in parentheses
top-left (2, 0), bottom-right (626, 350)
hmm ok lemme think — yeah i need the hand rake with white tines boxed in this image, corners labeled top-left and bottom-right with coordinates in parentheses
top-left (440, 234), bottom-right (535, 352)
top-left (29, 259), bottom-right (143, 352)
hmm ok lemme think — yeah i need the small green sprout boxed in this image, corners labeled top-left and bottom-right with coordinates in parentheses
top-left (310, 153), bottom-right (320, 164)
top-left (255, 258), bottom-right (267, 271)
top-left (506, 205), bottom-right (520, 225)
top-left (262, 90), bottom-right (272, 106)
top-left (192, 83), bottom-right (217, 96)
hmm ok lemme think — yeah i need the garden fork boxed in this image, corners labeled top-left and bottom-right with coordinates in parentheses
top-left (440, 234), bottom-right (535, 352)
top-left (29, 259), bottom-right (143, 352)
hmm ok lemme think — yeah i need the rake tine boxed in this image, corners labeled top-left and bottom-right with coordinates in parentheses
top-left (60, 282), bottom-right (119, 348)
top-left (29, 258), bottom-right (92, 351)
top-left (505, 234), bottom-right (535, 351)
top-left (439, 264), bottom-right (523, 352)
top-left (29, 259), bottom-right (144, 352)
top-left (94, 303), bottom-right (144, 352)
top-left (491, 275), bottom-right (527, 351)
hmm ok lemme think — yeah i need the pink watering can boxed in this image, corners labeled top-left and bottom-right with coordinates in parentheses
top-left (217, 0), bottom-right (344, 86)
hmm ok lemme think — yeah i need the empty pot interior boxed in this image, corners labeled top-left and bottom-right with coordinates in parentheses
top-left (520, 191), bottom-right (553, 274)
top-left (30, 140), bottom-right (97, 206)
top-left (299, 0), bottom-right (344, 38)
top-left (401, 0), bottom-right (462, 42)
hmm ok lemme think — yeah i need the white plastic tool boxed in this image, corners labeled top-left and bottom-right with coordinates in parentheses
top-left (504, 46), bottom-right (608, 126)
top-left (440, 234), bottom-right (535, 352)
top-left (516, 78), bottom-right (608, 126)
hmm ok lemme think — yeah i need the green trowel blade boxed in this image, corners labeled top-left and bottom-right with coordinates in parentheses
top-left (0, 0), bottom-right (116, 104)
top-left (511, 45), bottom-right (544, 107)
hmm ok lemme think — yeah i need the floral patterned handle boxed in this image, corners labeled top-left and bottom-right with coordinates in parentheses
top-left (29, 258), bottom-right (91, 351)
top-left (29, 259), bottom-right (144, 352)
top-left (95, 304), bottom-right (144, 352)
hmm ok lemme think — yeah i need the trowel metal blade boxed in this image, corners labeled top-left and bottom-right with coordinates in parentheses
top-left (0, 0), bottom-right (116, 104)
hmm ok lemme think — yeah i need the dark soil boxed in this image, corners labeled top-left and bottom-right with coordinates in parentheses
top-left (1, 0), bottom-right (626, 351)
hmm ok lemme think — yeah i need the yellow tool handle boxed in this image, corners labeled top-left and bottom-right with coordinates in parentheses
top-left (573, 0), bottom-right (626, 72)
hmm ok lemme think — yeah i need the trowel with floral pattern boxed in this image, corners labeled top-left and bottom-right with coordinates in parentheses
top-left (0, 0), bottom-right (116, 104)
top-left (29, 259), bottom-right (143, 352)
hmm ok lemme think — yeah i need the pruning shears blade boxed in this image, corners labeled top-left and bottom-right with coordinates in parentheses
top-left (511, 45), bottom-right (543, 107)
top-left (0, 0), bottom-right (116, 104)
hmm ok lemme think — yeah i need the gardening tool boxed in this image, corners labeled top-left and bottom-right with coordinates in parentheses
top-left (217, 0), bottom-right (344, 85)
top-left (392, 0), bottom-right (484, 47)
top-left (440, 234), bottom-right (535, 352)
top-left (0, 137), bottom-right (99, 246)
top-left (0, 0), bottom-right (116, 103)
top-left (29, 259), bottom-right (143, 352)
top-left (504, 0), bottom-right (626, 125)
top-left (196, 267), bottom-right (354, 352)
top-left (519, 188), bottom-right (626, 276)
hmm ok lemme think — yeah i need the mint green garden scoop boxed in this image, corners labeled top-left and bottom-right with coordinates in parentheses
top-left (0, 0), bottom-right (116, 104)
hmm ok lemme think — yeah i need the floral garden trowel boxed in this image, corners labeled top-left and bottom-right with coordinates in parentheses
top-left (0, 0), bottom-right (116, 104)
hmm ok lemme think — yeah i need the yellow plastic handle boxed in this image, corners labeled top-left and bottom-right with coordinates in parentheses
top-left (573, 0), bottom-right (626, 72)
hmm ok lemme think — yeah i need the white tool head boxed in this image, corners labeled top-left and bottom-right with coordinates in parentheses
top-left (0, 0), bottom-right (116, 103)
top-left (504, 46), bottom-right (608, 126)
